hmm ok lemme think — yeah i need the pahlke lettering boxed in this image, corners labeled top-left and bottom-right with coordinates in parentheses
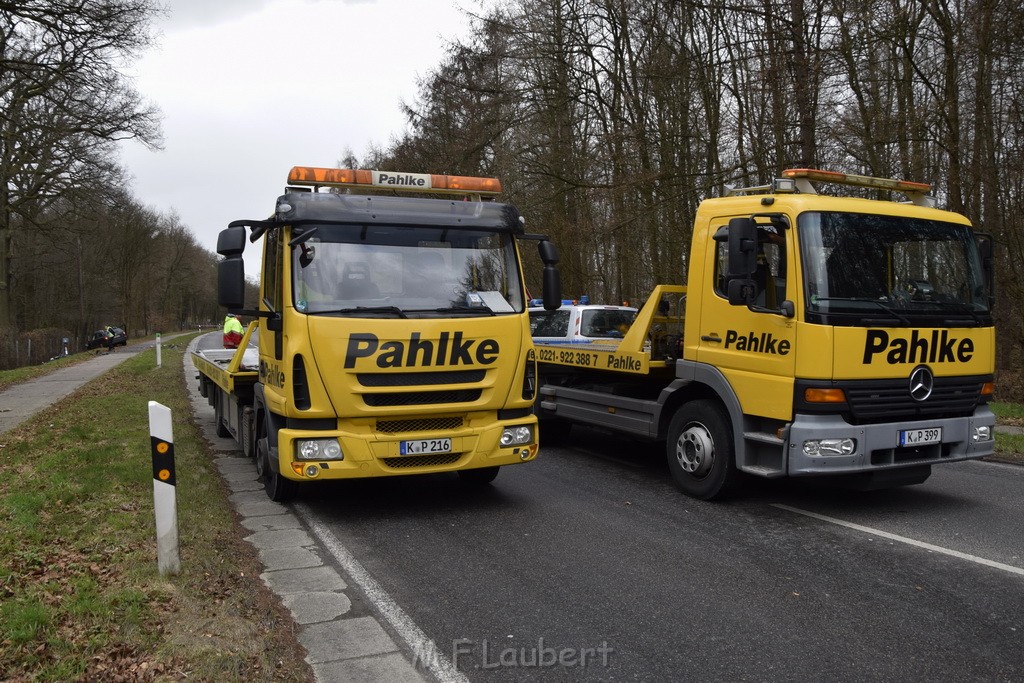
top-left (375, 173), bottom-right (426, 187)
top-left (723, 330), bottom-right (791, 356)
top-left (344, 332), bottom-right (500, 369)
top-left (259, 360), bottom-right (285, 388)
top-left (862, 329), bottom-right (974, 364)
top-left (606, 354), bottom-right (642, 372)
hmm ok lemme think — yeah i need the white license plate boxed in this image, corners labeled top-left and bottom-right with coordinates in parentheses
top-left (399, 438), bottom-right (452, 455)
top-left (898, 427), bottom-right (942, 447)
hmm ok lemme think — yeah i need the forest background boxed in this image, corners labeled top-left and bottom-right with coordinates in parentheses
top-left (4, 0), bottom-right (1024, 398)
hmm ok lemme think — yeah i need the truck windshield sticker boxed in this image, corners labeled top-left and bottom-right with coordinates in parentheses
top-left (863, 329), bottom-right (974, 364)
top-left (344, 332), bottom-right (500, 369)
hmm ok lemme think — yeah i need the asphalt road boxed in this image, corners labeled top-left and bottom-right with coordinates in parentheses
top-left (298, 427), bottom-right (1024, 681)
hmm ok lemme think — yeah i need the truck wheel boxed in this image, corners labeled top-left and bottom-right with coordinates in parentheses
top-left (256, 421), bottom-right (294, 502)
top-left (666, 400), bottom-right (737, 500)
top-left (241, 407), bottom-right (255, 459)
top-left (458, 466), bottom-right (500, 485)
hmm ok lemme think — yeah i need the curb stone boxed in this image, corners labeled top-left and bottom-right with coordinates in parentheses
top-left (183, 336), bottom-right (429, 683)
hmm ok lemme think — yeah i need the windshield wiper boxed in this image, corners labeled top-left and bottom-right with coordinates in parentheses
top-left (813, 297), bottom-right (911, 325)
top-left (939, 301), bottom-right (983, 325)
top-left (315, 306), bottom-right (408, 318)
top-left (424, 305), bottom-right (496, 316)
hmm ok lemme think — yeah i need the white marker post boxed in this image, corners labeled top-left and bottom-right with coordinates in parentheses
top-left (156, 332), bottom-right (162, 368)
top-left (148, 401), bottom-right (180, 575)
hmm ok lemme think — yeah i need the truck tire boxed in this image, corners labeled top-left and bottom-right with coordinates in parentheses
top-left (256, 419), bottom-right (294, 502)
top-left (457, 466), bottom-right (500, 485)
top-left (241, 406), bottom-right (255, 459)
top-left (666, 400), bottom-right (737, 500)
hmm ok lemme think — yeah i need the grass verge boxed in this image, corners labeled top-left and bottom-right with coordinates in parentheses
top-left (0, 338), bottom-right (311, 681)
top-left (990, 402), bottom-right (1024, 464)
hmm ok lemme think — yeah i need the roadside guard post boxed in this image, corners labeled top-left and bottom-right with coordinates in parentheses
top-left (156, 332), bottom-right (162, 368)
top-left (148, 401), bottom-right (180, 575)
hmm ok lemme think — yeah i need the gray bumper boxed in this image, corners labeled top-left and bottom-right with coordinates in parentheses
top-left (785, 406), bottom-right (996, 476)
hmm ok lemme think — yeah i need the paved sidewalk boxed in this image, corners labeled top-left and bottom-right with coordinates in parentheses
top-left (0, 348), bottom-right (142, 434)
top-left (183, 336), bottom-right (429, 683)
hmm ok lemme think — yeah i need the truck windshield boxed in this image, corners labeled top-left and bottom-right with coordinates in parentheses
top-left (799, 212), bottom-right (991, 327)
top-left (291, 224), bottom-right (524, 317)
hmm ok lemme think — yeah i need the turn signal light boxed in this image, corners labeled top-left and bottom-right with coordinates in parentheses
top-left (804, 388), bottom-right (847, 403)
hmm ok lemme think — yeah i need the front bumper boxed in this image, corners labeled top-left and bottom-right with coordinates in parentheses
top-left (273, 414), bottom-right (538, 482)
top-left (786, 406), bottom-right (995, 476)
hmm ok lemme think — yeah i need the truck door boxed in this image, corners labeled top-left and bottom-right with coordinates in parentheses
top-left (696, 216), bottom-right (796, 420)
top-left (261, 227), bottom-right (284, 362)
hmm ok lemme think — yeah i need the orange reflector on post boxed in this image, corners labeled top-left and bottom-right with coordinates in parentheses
top-left (804, 387), bottom-right (847, 403)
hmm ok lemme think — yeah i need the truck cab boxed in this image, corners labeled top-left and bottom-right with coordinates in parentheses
top-left (208, 167), bottom-right (562, 500)
top-left (534, 169), bottom-right (995, 499)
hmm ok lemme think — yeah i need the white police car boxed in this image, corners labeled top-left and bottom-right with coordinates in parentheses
top-left (529, 298), bottom-right (638, 345)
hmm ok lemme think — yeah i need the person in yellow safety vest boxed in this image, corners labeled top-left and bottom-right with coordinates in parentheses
top-left (104, 325), bottom-right (117, 352)
top-left (222, 313), bottom-right (244, 348)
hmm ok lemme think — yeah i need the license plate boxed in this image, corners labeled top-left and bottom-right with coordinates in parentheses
top-left (399, 438), bottom-right (452, 455)
top-left (899, 427), bottom-right (942, 447)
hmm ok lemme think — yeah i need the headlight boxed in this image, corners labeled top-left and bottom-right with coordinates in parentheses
top-left (972, 425), bottom-right (992, 442)
top-left (296, 438), bottom-right (344, 461)
top-left (500, 425), bottom-right (533, 447)
top-left (803, 438), bottom-right (856, 456)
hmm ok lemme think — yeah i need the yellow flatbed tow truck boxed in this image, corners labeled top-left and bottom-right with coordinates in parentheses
top-left (534, 169), bottom-right (996, 500)
top-left (194, 166), bottom-right (563, 501)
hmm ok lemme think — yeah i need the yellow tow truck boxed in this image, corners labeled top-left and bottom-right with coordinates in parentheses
top-left (195, 166), bottom-right (562, 501)
top-left (535, 169), bottom-right (996, 499)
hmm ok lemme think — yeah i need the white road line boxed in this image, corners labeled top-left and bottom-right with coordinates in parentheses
top-left (296, 503), bottom-right (469, 683)
top-left (772, 503), bottom-right (1024, 578)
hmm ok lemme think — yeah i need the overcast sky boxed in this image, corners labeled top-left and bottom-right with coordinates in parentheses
top-left (119, 0), bottom-right (476, 276)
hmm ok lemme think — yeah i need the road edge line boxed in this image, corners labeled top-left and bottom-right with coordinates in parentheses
top-left (296, 503), bottom-right (470, 683)
top-left (772, 503), bottom-right (1024, 578)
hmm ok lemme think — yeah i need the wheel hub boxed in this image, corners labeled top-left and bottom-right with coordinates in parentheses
top-left (676, 423), bottom-right (714, 476)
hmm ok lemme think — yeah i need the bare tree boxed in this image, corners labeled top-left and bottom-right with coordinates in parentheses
top-left (0, 0), bottom-right (162, 328)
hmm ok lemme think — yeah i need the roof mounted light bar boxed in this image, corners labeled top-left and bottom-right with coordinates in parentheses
top-left (726, 169), bottom-right (936, 207)
top-left (287, 166), bottom-right (502, 198)
top-left (782, 168), bottom-right (934, 207)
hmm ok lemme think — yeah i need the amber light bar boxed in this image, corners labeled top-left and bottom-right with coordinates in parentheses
top-left (287, 167), bottom-right (502, 196)
top-left (783, 168), bottom-right (932, 195)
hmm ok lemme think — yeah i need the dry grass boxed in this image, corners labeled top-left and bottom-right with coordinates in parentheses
top-left (0, 341), bottom-right (311, 682)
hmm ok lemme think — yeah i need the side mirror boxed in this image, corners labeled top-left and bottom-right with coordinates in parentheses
top-left (218, 257), bottom-right (245, 309)
top-left (727, 217), bottom-right (757, 278)
top-left (538, 240), bottom-right (562, 310)
top-left (976, 233), bottom-right (995, 308)
top-left (538, 240), bottom-right (560, 266)
top-left (217, 226), bottom-right (247, 257)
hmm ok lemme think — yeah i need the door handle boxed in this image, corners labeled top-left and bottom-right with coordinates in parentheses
top-left (701, 334), bottom-right (722, 343)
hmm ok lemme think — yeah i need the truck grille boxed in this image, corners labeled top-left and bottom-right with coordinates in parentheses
top-left (377, 417), bottom-right (465, 434)
top-left (382, 453), bottom-right (463, 468)
top-left (364, 389), bottom-right (481, 407)
top-left (358, 370), bottom-right (485, 386)
top-left (844, 376), bottom-right (984, 424)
